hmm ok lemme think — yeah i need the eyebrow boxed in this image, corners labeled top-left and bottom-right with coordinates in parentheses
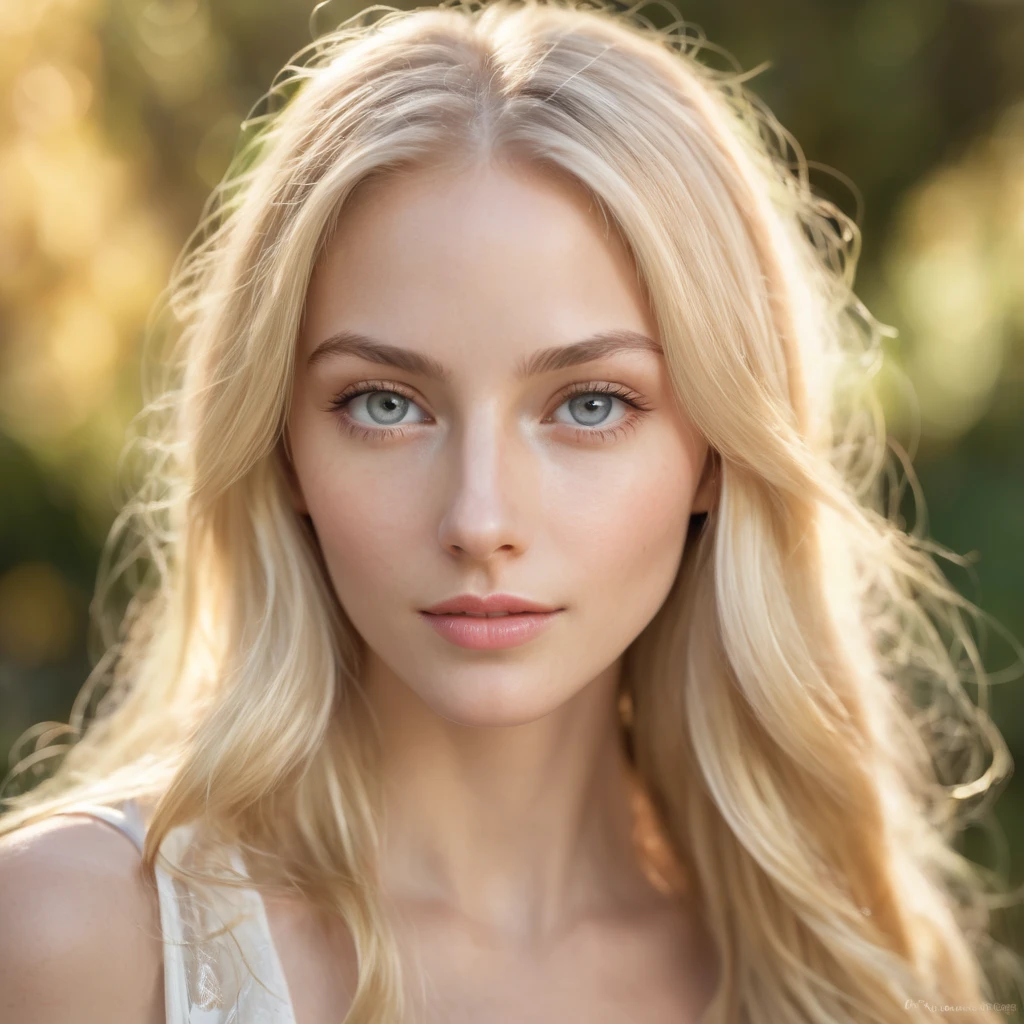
top-left (305, 328), bottom-right (663, 382)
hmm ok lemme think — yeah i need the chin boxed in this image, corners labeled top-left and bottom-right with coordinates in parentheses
top-left (417, 677), bottom-right (570, 730)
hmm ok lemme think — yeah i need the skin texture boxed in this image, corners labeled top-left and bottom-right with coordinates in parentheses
top-left (282, 158), bottom-right (719, 1020)
top-left (0, 817), bottom-right (165, 1024)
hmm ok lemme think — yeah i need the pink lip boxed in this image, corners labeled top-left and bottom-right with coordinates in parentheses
top-left (419, 610), bottom-right (561, 650)
top-left (422, 592), bottom-right (560, 616)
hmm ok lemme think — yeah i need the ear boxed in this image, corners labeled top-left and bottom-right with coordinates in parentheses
top-left (690, 447), bottom-right (719, 516)
top-left (277, 433), bottom-right (309, 516)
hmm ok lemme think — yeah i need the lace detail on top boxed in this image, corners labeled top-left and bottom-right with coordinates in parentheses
top-left (56, 800), bottom-right (297, 1024)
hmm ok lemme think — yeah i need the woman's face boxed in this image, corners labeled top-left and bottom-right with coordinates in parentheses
top-left (286, 159), bottom-right (713, 727)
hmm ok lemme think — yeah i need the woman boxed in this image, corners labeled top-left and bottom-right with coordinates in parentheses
top-left (0, 1), bottom-right (1018, 1021)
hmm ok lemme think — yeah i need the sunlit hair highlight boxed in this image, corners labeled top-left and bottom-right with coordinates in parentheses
top-left (3, 1), bottom-right (1022, 1021)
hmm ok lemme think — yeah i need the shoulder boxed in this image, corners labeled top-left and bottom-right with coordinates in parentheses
top-left (0, 813), bottom-right (165, 1024)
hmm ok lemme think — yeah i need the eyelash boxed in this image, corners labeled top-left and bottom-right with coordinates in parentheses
top-left (327, 379), bottom-right (654, 445)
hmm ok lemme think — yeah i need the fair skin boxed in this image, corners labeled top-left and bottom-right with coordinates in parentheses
top-left (0, 157), bottom-right (718, 1023)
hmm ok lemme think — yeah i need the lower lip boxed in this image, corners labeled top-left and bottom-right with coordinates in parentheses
top-left (419, 611), bottom-right (561, 650)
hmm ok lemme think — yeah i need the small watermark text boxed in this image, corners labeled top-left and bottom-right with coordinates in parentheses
top-left (904, 1000), bottom-right (1017, 1013)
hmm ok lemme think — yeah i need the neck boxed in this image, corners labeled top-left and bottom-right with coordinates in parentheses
top-left (363, 655), bottom-right (666, 944)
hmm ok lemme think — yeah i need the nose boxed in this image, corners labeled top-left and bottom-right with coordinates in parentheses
top-left (436, 410), bottom-right (531, 563)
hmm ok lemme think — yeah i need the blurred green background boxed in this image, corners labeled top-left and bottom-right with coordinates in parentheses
top-left (1, 0), bottom-right (1022, 965)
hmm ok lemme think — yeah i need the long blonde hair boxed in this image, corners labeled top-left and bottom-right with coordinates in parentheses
top-left (3, 1), bottom-right (1021, 1020)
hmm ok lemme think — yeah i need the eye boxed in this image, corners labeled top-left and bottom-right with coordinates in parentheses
top-left (345, 389), bottom-right (428, 428)
top-left (327, 380), bottom-right (428, 441)
top-left (547, 382), bottom-right (652, 444)
top-left (552, 388), bottom-right (629, 429)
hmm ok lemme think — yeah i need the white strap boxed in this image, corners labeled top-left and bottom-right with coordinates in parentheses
top-left (55, 800), bottom-right (145, 853)
top-left (154, 848), bottom-right (194, 1023)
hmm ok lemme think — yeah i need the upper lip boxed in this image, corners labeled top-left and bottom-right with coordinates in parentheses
top-left (422, 593), bottom-right (561, 615)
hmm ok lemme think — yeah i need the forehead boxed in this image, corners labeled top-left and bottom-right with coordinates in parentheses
top-left (299, 160), bottom-right (656, 362)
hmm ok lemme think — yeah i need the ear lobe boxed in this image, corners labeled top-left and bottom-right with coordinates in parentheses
top-left (690, 449), bottom-right (719, 516)
top-left (278, 435), bottom-right (309, 516)
top-left (289, 481), bottom-right (309, 518)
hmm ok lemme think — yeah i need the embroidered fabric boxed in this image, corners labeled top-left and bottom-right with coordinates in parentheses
top-left (55, 801), bottom-right (297, 1024)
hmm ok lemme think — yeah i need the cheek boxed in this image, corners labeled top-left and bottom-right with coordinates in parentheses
top-left (549, 439), bottom-right (696, 585)
top-left (296, 448), bottom-right (419, 598)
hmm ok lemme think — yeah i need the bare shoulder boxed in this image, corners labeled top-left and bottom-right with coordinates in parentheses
top-left (0, 814), bottom-right (165, 1024)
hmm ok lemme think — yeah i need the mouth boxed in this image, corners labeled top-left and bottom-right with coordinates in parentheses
top-left (421, 610), bottom-right (545, 618)
top-left (421, 593), bottom-right (563, 616)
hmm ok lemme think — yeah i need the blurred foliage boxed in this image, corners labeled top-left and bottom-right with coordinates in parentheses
top-left (1, 0), bottom-right (1022, 959)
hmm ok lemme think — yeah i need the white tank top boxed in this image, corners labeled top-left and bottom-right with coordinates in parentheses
top-left (56, 800), bottom-right (298, 1024)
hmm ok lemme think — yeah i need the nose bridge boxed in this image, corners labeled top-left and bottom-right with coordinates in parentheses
top-left (437, 400), bottom-right (529, 559)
